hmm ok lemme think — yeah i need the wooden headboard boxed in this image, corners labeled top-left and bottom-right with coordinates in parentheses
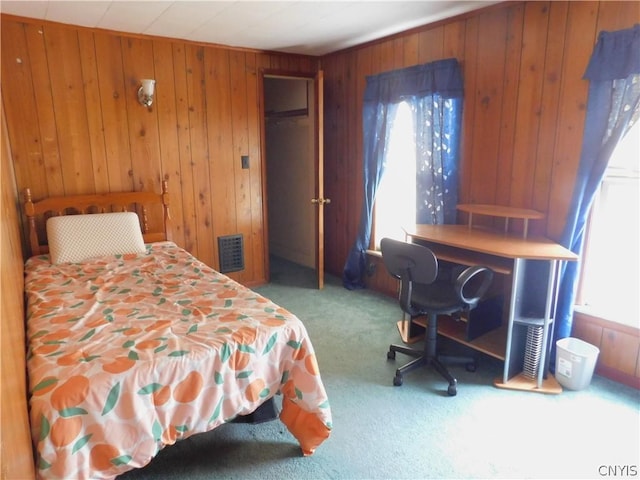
top-left (23, 181), bottom-right (171, 257)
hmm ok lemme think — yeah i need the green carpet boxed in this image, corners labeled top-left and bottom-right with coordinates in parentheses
top-left (121, 257), bottom-right (639, 479)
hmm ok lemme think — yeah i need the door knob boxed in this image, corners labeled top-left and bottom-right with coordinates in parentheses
top-left (311, 198), bottom-right (331, 205)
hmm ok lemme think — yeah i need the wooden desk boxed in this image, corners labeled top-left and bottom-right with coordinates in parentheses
top-left (404, 224), bottom-right (578, 393)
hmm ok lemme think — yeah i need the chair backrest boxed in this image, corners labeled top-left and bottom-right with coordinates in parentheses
top-left (380, 238), bottom-right (438, 285)
top-left (380, 238), bottom-right (438, 317)
top-left (381, 237), bottom-right (494, 318)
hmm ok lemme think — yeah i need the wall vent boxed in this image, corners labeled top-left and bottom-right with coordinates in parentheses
top-left (218, 234), bottom-right (244, 273)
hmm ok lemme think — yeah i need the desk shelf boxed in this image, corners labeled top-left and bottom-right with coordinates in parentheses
top-left (457, 204), bottom-right (545, 238)
top-left (425, 242), bottom-right (513, 275)
top-left (408, 308), bottom-right (507, 362)
top-left (404, 316), bottom-right (507, 360)
top-left (513, 316), bottom-right (549, 327)
top-left (436, 316), bottom-right (507, 361)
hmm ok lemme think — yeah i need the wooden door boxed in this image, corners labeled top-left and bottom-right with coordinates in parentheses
top-left (313, 70), bottom-right (327, 289)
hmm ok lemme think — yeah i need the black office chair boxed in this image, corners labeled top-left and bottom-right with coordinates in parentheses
top-left (380, 237), bottom-right (494, 396)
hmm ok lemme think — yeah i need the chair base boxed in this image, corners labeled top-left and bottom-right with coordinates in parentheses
top-left (387, 315), bottom-right (476, 396)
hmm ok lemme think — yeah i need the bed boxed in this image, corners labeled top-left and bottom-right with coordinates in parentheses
top-left (23, 182), bottom-right (332, 479)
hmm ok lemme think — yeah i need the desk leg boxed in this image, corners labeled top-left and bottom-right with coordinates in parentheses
top-left (494, 258), bottom-right (562, 394)
top-left (501, 258), bottom-right (521, 384)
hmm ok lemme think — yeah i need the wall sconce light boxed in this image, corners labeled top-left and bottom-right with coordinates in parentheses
top-left (138, 79), bottom-right (155, 107)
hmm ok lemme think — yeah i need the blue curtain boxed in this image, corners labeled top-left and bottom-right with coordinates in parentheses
top-left (342, 58), bottom-right (464, 289)
top-left (554, 25), bottom-right (640, 350)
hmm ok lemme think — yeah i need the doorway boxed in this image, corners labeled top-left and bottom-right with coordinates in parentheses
top-left (262, 73), bottom-right (324, 288)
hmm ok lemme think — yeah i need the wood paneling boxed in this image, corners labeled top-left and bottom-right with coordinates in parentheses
top-left (321, 0), bottom-right (639, 276)
top-left (1, 103), bottom-right (35, 480)
top-left (1, 16), bottom-right (319, 285)
top-left (573, 312), bottom-right (640, 389)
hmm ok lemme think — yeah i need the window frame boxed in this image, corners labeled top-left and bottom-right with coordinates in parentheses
top-left (574, 123), bottom-right (639, 327)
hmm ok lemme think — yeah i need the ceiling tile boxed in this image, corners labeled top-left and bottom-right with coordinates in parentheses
top-left (0, 0), bottom-right (501, 56)
top-left (97, 1), bottom-right (173, 33)
top-left (1, 0), bottom-right (48, 19)
top-left (44, 1), bottom-right (110, 28)
top-left (144, 1), bottom-right (225, 39)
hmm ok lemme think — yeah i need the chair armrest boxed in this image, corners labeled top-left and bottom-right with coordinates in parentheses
top-left (454, 266), bottom-right (494, 308)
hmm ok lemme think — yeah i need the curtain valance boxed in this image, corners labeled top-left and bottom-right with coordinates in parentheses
top-left (584, 24), bottom-right (640, 81)
top-left (364, 58), bottom-right (463, 103)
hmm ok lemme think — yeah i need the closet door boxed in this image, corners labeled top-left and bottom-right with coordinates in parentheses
top-left (312, 70), bottom-right (328, 289)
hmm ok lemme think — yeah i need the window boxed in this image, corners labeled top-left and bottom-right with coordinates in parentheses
top-left (342, 59), bottom-right (463, 291)
top-left (576, 122), bottom-right (640, 328)
top-left (373, 102), bottom-right (416, 248)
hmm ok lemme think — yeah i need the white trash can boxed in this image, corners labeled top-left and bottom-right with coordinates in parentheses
top-left (555, 337), bottom-right (600, 391)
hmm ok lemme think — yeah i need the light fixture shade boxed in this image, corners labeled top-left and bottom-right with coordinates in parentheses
top-left (138, 78), bottom-right (155, 107)
top-left (141, 79), bottom-right (155, 96)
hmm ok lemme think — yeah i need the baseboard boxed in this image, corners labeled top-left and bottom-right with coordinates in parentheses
top-left (595, 365), bottom-right (640, 390)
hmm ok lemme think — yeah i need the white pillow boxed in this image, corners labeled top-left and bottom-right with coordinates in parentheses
top-left (46, 212), bottom-right (146, 264)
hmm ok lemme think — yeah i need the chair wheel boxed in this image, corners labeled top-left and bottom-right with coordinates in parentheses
top-left (387, 350), bottom-right (396, 360)
top-left (465, 362), bottom-right (477, 372)
top-left (447, 384), bottom-right (457, 396)
top-left (393, 374), bottom-right (403, 386)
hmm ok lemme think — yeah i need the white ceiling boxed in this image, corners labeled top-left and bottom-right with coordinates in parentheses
top-left (0, 1), bottom-right (499, 56)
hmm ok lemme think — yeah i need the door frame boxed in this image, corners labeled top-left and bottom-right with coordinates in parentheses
top-left (259, 69), bottom-right (324, 288)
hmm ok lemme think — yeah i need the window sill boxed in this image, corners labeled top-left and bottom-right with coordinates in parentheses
top-left (573, 305), bottom-right (640, 333)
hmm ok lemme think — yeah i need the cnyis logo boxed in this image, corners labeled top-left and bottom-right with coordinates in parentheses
top-left (599, 465), bottom-right (639, 477)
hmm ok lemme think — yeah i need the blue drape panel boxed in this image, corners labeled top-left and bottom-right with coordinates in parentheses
top-left (342, 59), bottom-right (463, 289)
top-left (342, 101), bottom-right (399, 290)
top-left (554, 25), bottom-right (640, 351)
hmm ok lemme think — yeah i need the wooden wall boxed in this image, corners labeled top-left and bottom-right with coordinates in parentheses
top-left (573, 311), bottom-right (640, 389)
top-left (1, 105), bottom-right (35, 479)
top-left (1, 15), bottom-right (319, 286)
top-left (321, 0), bottom-right (640, 278)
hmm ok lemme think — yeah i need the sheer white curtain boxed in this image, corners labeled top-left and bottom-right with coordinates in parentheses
top-left (374, 102), bottom-right (416, 248)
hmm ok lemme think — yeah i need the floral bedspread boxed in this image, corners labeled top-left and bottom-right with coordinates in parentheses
top-left (25, 241), bottom-right (332, 479)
